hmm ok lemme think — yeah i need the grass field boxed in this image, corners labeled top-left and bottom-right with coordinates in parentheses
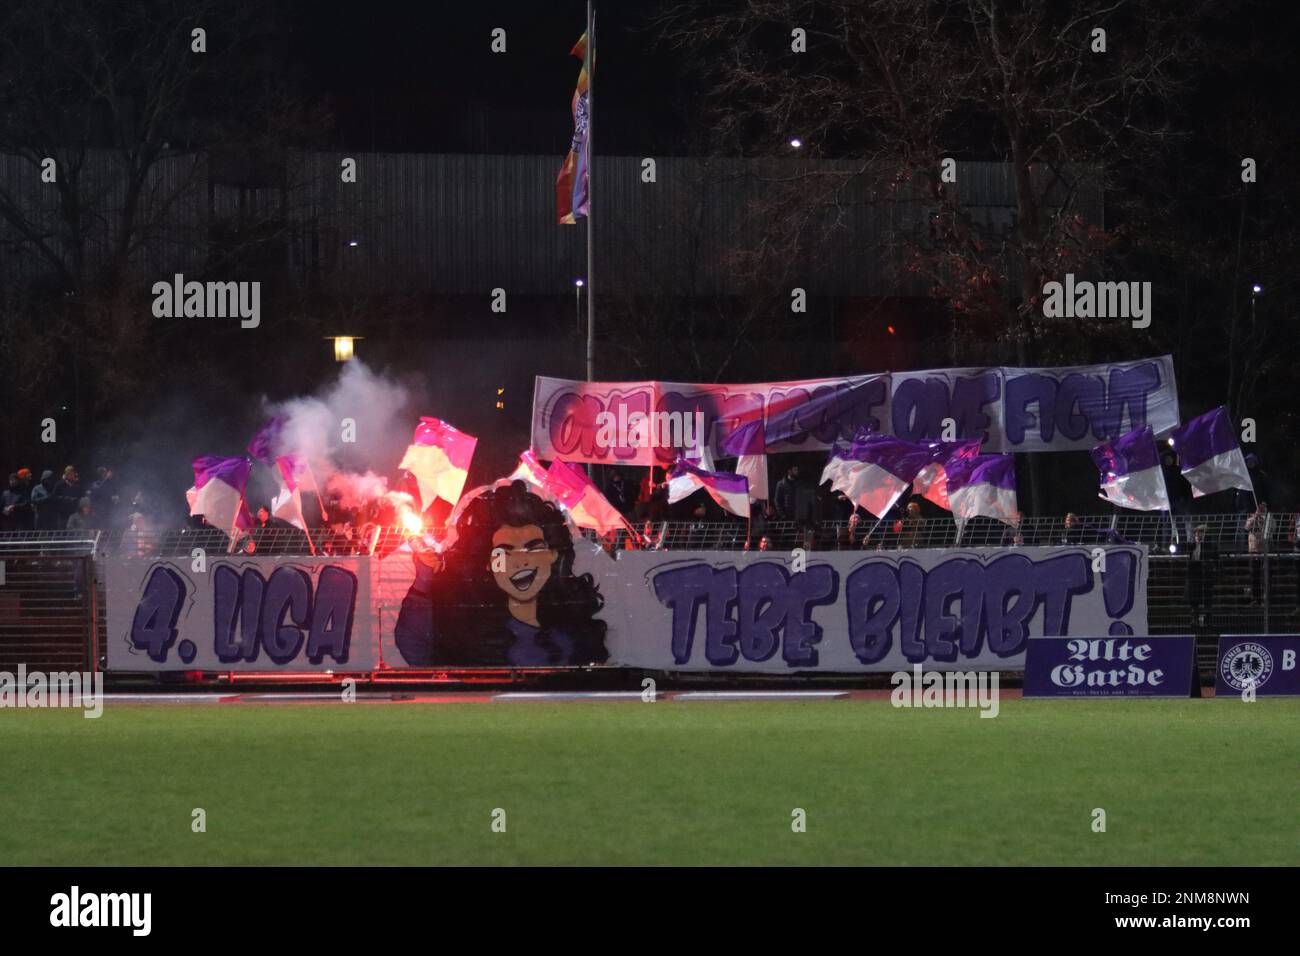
top-left (1, 698), bottom-right (1296, 866)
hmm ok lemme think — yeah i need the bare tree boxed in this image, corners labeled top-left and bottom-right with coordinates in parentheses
top-left (0, 0), bottom-right (322, 464)
top-left (657, 0), bottom-right (1214, 365)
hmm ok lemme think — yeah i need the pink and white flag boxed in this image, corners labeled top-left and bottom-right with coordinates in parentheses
top-left (398, 417), bottom-right (477, 511)
top-left (543, 460), bottom-right (630, 534)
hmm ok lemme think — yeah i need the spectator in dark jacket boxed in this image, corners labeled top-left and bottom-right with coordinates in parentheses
top-left (2, 473), bottom-right (32, 531)
top-left (773, 465), bottom-right (800, 520)
top-left (30, 470), bottom-right (63, 531)
top-left (1184, 524), bottom-right (1217, 625)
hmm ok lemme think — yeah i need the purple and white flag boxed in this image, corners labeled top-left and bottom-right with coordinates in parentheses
top-left (668, 457), bottom-right (750, 518)
top-left (945, 453), bottom-right (1018, 524)
top-left (247, 416), bottom-right (285, 467)
top-left (271, 455), bottom-right (308, 531)
top-left (720, 418), bottom-right (769, 501)
top-left (1168, 406), bottom-right (1254, 499)
top-left (190, 455), bottom-right (254, 534)
top-left (822, 433), bottom-right (981, 518)
top-left (1091, 425), bottom-right (1170, 512)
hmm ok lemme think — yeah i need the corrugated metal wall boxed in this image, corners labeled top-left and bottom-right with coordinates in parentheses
top-left (0, 150), bottom-right (1100, 297)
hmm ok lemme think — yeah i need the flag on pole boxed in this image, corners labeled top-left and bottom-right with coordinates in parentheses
top-left (247, 416), bottom-right (285, 467)
top-left (720, 418), bottom-right (769, 501)
top-left (508, 449), bottom-right (551, 493)
top-left (270, 455), bottom-right (309, 531)
top-left (1168, 406), bottom-right (1254, 499)
top-left (1090, 425), bottom-right (1171, 511)
top-left (542, 459), bottom-right (628, 534)
top-left (820, 433), bottom-right (980, 518)
top-left (398, 417), bottom-right (478, 511)
top-left (666, 432), bottom-right (717, 503)
top-left (189, 455), bottom-right (254, 534)
top-left (908, 439), bottom-right (981, 511)
top-left (945, 453), bottom-right (1018, 524)
top-left (555, 30), bottom-right (592, 224)
top-left (668, 457), bottom-right (751, 518)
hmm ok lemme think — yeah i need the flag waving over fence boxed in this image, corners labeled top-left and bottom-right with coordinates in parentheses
top-left (668, 457), bottom-right (751, 518)
top-left (247, 416), bottom-right (284, 467)
top-left (508, 449), bottom-right (551, 493)
top-left (720, 418), bottom-right (769, 501)
top-left (555, 29), bottom-right (592, 224)
top-left (908, 439), bottom-right (981, 511)
top-left (820, 433), bottom-right (980, 518)
top-left (1091, 425), bottom-right (1170, 512)
top-left (1168, 406), bottom-right (1254, 499)
top-left (271, 455), bottom-right (308, 531)
top-left (189, 455), bottom-right (254, 534)
top-left (399, 417), bottom-right (477, 511)
top-left (945, 453), bottom-right (1018, 524)
top-left (541, 459), bottom-right (628, 534)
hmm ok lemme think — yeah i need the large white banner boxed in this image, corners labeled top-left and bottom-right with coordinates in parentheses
top-left (530, 355), bottom-right (1180, 463)
top-left (373, 543), bottom-right (1147, 674)
top-left (108, 544), bottom-right (1147, 674)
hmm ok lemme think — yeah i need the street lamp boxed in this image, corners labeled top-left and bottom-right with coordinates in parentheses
top-left (789, 137), bottom-right (803, 149)
top-left (575, 278), bottom-right (585, 333)
top-left (327, 336), bottom-right (361, 362)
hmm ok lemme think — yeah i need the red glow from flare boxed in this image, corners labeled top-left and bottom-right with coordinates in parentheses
top-left (401, 510), bottom-right (423, 535)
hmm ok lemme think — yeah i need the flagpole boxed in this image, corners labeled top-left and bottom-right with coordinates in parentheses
top-left (304, 463), bottom-right (329, 522)
top-left (585, 0), bottom-right (595, 386)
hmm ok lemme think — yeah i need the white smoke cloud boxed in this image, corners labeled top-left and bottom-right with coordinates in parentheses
top-left (258, 359), bottom-right (424, 517)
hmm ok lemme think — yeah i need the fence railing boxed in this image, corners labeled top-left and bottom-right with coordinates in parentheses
top-left (1, 513), bottom-right (1295, 557)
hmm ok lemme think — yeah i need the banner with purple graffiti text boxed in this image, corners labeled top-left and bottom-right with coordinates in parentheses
top-left (598, 544), bottom-right (1147, 673)
top-left (531, 356), bottom-right (1178, 464)
top-left (1215, 635), bottom-right (1300, 697)
top-left (106, 556), bottom-right (376, 671)
top-left (1024, 635), bottom-right (1196, 697)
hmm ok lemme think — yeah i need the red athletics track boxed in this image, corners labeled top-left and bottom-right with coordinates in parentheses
top-left (93, 688), bottom-right (1046, 705)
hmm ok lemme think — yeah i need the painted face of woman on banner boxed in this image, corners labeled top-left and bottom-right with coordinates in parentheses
top-left (491, 523), bottom-right (556, 605)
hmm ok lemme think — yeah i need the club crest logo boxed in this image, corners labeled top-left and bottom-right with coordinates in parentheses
top-left (1220, 642), bottom-right (1273, 691)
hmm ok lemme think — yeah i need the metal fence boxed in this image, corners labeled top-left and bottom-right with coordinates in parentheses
top-left (16, 510), bottom-right (1281, 558)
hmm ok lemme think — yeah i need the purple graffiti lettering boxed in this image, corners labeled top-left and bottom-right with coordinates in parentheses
top-left (129, 566), bottom-right (186, 662)
top-left (652, 560), bottom-right (839, 667)
top-left (307, 566), bottom-right (358, 663)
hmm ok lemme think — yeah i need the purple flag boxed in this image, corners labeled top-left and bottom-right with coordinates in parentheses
top-left (247, 416), bottom-right (285, 467)
top-left (1091, 425), bottom-right (1170, 511)
top-left (668, 457), bottom-right (750, 517)
top-left (1168, 406), bottom-right (1253, 498)
top-left (945, 453), bottom-right (1018, 524)
top-left (190, 455), bottom-right (254, 532)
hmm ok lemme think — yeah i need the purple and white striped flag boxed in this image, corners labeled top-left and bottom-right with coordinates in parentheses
top-left (271, 455), bottom-right (308, 530)
top-left (720, 418), bottom-right (769, 501)
top-left (1090, 425), bottom-right (1170, 512)
top-left (189, 455), bottom-right (254, 534)
top-left (945, 453), bottom-right (1018, 524)
top-left (821, 433), bottom-right (981, 518)
top-left (1168, 406), bottom-right (1253, 499)
top-left (668, 457), bottom-right (750, 518)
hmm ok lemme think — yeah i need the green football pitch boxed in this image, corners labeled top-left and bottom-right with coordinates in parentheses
top-left (1, 698), bottom-right (1296, 866)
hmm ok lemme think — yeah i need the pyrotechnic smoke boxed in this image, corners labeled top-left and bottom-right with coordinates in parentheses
top-left (258, 359), bottom-right (425, 520)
